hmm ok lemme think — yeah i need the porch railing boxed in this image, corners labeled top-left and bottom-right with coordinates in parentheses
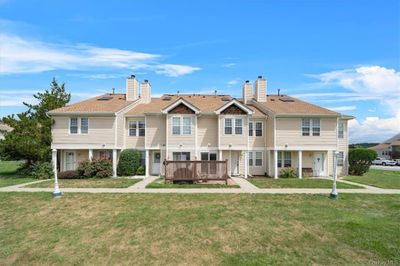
top-left (164, 160), bottom-right (228, 183)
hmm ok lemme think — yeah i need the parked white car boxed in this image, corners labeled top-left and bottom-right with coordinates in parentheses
top-left (394, 159), bottom-right (400, 166)
top-left (372, 157), bottom-right (397, 166)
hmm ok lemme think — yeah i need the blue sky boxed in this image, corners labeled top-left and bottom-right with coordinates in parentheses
top-left (0, 0), bottom-right (399, 143)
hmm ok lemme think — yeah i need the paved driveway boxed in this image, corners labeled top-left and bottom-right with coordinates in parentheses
top-left (371, 165), bottom-right (400, 171)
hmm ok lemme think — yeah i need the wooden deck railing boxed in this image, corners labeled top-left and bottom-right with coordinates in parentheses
top-left (164, 160), bottom-right (228, 183)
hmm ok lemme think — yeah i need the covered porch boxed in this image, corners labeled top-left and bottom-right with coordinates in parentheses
top-left (268, 150), bottom-right (333, 179)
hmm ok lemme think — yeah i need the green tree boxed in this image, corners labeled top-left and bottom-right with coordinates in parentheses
top-left (348, 148), bottom-right (377, 176)
top-left (0, 78), bottom-right (70, 165)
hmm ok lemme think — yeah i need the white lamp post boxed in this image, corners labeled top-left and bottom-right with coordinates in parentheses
top-left (52, 149), bottom-right (62, 197)
top-left (329, 151), bottom-right (339, 199)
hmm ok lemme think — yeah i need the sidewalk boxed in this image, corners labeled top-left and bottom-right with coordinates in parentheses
top-left (1, 176), bottom-right (399, 194)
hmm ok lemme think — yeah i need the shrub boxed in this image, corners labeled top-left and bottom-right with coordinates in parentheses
top-left (348, 148), bottom-right (377, 176)
top-left (279, 167), bottom-right (297, 178)
top-left (58, 170), bottom-right (79, 179)
top-left (117, 149), bottom-right (141, 176)
top-left (136, 165), bottom-right (145, 175)
top-left (77, 159), bottom-right (113, 178)
top-left (30, 161), bottom-right (54, 179)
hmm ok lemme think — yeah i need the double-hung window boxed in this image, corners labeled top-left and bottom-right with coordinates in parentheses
top-left (235, 119), bottom-right (243, 134)
top-left (248, 152), bottom-right (253, 166)
top-left (224, 118), bottom-right (233, 135)
top-left (70, 118), bottom-right (78, 134)
top-left (302, 118), bottom-right (320, 136)
top-left (337, 152), bottom-right (344, 166)
top-left (255, 122), bottom-right (262, 136)
top-left (182, 117), bottom-right (192, 135)
top-left (70, 117), bottom-right (88, 134)
top-left (224, 118), bottom-right (243, 135)
top-left (129, 121), bottom-right (145, 136)
top-left (172, 116), bottom-right (192, 135)
top-left (249, 122), bottom-right (253, 136)
top-left (338, 122), bottom-right (344, 138)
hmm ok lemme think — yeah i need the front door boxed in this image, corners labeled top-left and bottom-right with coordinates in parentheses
top-left (231, 152), bottom-right (239, 176)
top-left (65, 151), bottom-right (75, 171)
top-left (152, 152), bottom-right (161, 175)
top-left (313, 152), bottom-right (325, 176)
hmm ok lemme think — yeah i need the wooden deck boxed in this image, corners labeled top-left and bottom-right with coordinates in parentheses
top-left (164, 160), bottom-right (228, 183)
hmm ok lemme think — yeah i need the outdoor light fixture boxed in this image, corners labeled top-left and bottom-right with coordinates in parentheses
top-left (329, 151), bottom-right (340, 199)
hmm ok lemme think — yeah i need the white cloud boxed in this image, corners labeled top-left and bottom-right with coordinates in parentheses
top-left (227, 79), bottom-right (239, 86)
top-left (0, 33), bottom-right (199, 77)
top-left (310, 65), bottom-right (400, 143)
top-left (222, 63), bottom-right (236, 68)
top-left (328, 105), bottom-right (356, 111)
top-left (154, 64), bottom-right (200, 77)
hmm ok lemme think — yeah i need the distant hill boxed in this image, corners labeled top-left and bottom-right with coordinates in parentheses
top-left (349, 143), bottom-right (379, 149)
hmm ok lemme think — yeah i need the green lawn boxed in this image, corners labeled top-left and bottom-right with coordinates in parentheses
top-left (0, 193), bottom-right (399, 265)
top-left (146, 178), bottom-right (240, 188)
top-left (0, 161), bottom-right (36, 187)
top-left (248, 177), bottom-right (362, 189)
top-left (344, 169), bottom-right (400, 189)
top-left (25, 178), bottom-right (142, 188)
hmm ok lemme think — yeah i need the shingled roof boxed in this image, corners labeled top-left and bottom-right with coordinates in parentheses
top-left (257, 95), bottom-right (340, 116)
top-left (126, 94), bottom-right (267, 117)
top-left (48, 94), bottom-right (136, 114)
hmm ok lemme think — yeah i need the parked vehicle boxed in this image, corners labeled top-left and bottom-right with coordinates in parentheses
top-left (394, 159), bottom-right (400, 166)
top-left (372, 157), bottom-right (397, 166)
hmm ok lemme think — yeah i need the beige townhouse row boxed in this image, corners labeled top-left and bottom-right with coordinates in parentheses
top-left (49, 75), bottom-right (352, 178)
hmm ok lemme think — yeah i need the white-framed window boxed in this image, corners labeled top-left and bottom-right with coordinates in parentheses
top-left (173, 152), bottom-right (190, 161)
top-left (302, 118), bottom-right (320, 136)
top-left (337, 152), bottom-right (344, 166)
top-left (183, 117), bottom-right (192, 135)
top-left (70, 117), bottom-right (89, 134)
top-left (255, 152), bottom-right (263, 166)
top-left (172, 117), bottom-right (181, 135)
top-left (225, 118), bottom-right (233, 134)
top-left (224, 118), bottom-right (243, 135)
top-left (248, 152), bottom-right (253, 166)
top-left (255, 122), bottom-right (262, 136)
top-left (278, 151), bottom-right (291, 167)
top-left (70, 118), bottom-right (78, 134)
top-left (235, 119), bottom-right (243, 134)
top-left (172, 116), bottom-right (192, 136)
top-left (249, 122), bottom-right (253, 136)
top-left (312, 119), bottom-right (320, 136)
top-left (338, 122), bottom-right (344, 139)
top-left (128, 121), bottom-right (145, 137)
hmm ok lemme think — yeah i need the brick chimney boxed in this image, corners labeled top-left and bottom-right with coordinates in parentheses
top-left (254, 76), bottom-right (267, 102)
top-left (126, 75), bottom-right (139, 101)
top-left (242, 80), bottom-right (253, 104)
top-left (140, 79), bottom-right (151, 104)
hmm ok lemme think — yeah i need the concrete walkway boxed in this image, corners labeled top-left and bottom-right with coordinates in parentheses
top-left (0, 176), bottom-right (399, 194)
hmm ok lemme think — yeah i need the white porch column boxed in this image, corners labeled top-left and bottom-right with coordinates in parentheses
top-left (244, 151), bottom-right (248, 179)
top-left (298, 150), bottom-right (303, 179)
top-left (52, 149), bottom-right (61, 197)
top-left (274, 150), bottom-right (278, 179)
top-left (89, 149), bottom-right (93, 162)
top-left (112, 149), bottom-right (117, 177)
top-left (219, 150), bottom-right (223, 160)
top-left (145, 149), bottom-right (150, 177)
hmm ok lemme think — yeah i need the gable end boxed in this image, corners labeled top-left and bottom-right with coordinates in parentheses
top-left (221, 105), bottom-right (247, 115)
top-left (169, 103), bottom-right (196, 114)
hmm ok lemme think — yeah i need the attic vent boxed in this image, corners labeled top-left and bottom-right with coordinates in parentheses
top-left (279, 97), bottom-right (294, 102)
top-left (221, 97), bottom-right (230, 101)
top-left (98, 96), bottom-right (113, 101)
top-left (163, 97), bottom-right (172, 101)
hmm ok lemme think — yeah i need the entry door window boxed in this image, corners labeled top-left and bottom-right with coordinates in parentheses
top-left (173, 152), bottom-right (190, 161)
top-left (154, 152), bottom-right (161, 163)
